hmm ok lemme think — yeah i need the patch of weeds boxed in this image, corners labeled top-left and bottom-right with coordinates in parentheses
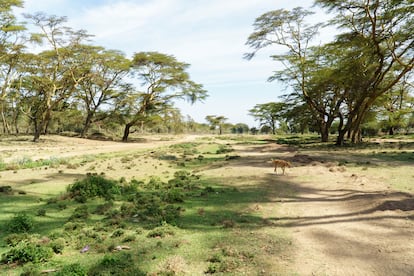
top-left (162, 188), bottom-right (185, 203)
top-left (55, 263), bottom-right (88, 276)
top-left (66, 163), bottom-right (80, 169)
top-left (36, 208), bottom-right (46, 217)
top-left (88, 252), bottom-right (145, 276)
top-left (94, 201), bottom-right (114, 215)
top-left (4, 233), bottom-right (30, 247)
top-left (121, 179), bottom-right (143, 195)
top-left (69, 205), bottom-right (89, 221)
top-left (1, 241), bottom-right (53, 264)
top-left (147, 223), bottom-right (176, 238)
top-left (63, 221), bottom-right (86, 232)
top-left (120, 156), bottom-right (133, 163)
top-left (158, 255), bottom-right (187, 275)
top-left (111, 229), bottom-right (125, 238)
top-left (7, 212), bottom-right (35, 233)
top-left (122, 234), bottom-right (136, 243)
top-left (49, 238), bottom-right (66, 254)
top-left (216, 144), bottom-right (233, 154)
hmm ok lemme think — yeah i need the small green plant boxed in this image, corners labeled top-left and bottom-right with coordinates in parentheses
top-left (36, 208), bottom-right (46, 216)
top-left (110, 228), bottom-right (125, 238)
top-left (49, 238), bottom-right (66, 254)
top-left (2, 241), bottom-right (53, 264)
top-left (87, 253), bottom-right (145, 276)
top-left (56, 263), bottom-right (88, 276)
top-left (69, 205), bottom-right (89, 221)
top-left (7, 213), bottom-right (34, 233)
top-left (4, 233), bottom-right (30, 247)
top-left (147, 223), bottom-right (176, 238)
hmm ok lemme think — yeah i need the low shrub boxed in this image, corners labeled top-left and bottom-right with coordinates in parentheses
top-left (49, 238), bottom-right (66, 254)
top-left (147, 223), bottom-right (176, 238)
top-left (69, 205), bottom-right (89, 221)
top-left (2, 241), bottom-right (53, 264)
top-left (7, 213), bottom-right (34, 233)
top-left (36, 208), bottom-right (46, 217)
top-left (4, 233), bottom-right (30, 247)
top-left (67, 174), bottom-right (120, 201)
top-left (88, 253), bottom-right (145, 276)
top-left (56, 263), bottom-right (88, 276)
top-left (94, 201), bottom-right (114, 215)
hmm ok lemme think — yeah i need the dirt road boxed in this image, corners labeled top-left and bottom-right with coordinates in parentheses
top-left (231, 142), bottom-right (414, 275)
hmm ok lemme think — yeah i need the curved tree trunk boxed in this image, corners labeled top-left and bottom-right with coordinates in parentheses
top-left (122, 122), bottom-right (133, 142)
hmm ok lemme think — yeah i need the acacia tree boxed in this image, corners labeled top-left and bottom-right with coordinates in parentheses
top-left (73, 45), bottom-right (131, 137)
top-left (122, 51), bottom-right (207, 142)
top-left (0, 0), bottom-right (26, 134)
top-left (245, 7), bottom-right (337, 141)
top-left (205, 115), bottom-right (227, 135)
top-left (249, 102), bottom-right (286, 135)
top-left (315, 0), bottom-right (414, 144)
top-left (20, 13), bottom-right (91, 141)
top-left (246, 2), bottom-right (414, 145)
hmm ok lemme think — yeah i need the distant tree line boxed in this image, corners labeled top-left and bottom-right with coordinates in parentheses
top-left (0, 1), bottom-right (209, 142)
top-left (246, 0), bottom-right (414, 145)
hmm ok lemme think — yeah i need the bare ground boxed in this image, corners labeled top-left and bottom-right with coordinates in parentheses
top-left (229, 142), bottom-right (414, 276)
top-left (1, 135), bottom-right (413, 275)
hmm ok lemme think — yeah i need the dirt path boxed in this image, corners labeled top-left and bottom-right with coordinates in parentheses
top-left (1, 136), bottom-right (413, 275)
top-left (232, 142), bottom-right (414, 275)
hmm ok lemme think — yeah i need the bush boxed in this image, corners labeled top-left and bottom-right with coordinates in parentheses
top-left (7, 213), bottom-right (34, 233)
top-left (69, 205), bottom-right (89, 221)
top-left (147, 223), bottom-right (176, 238)
top-left (162, 189), bottom-right (185, 203)
top-left (4, 233), bottom-right (30, 247)
top-left (94, 201), bottom-right (114, 215)
top-left (49, 238), bottom-right (65, 254)
top-left (56, 263), bottom-right (88, 276)
top-left (2, 241), bottom-right (53, 264)
top-left (36, 208), bottom-right (46, 217)
top-left (88, 253), bottom-right (145, 276)
top-left (67, 175), bottom-right (120, 201)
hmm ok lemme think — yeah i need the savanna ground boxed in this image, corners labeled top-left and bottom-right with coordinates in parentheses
top-left (0, 134), bottom-right (413, 275)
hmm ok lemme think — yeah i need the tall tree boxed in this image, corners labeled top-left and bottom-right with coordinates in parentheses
top-left (249, 102), bottom-right (286, 135)
top-left (245, 8), bottom-right (335, 140)
top-left (205, 115), bottom-right (227, 135)
top-left (21, 13), bottom-right (91, 141)
top-left (73, 45), bottom-right (130, 137)
top-left (0, 0), bottom-right (26, 134)
top-left (122, 51), bottom-right (207, 142)
top-left (315, 0), bottom-right (414, 144)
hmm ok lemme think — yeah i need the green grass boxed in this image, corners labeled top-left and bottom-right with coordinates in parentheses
top-left (0, 143), bottom-right (289, 275)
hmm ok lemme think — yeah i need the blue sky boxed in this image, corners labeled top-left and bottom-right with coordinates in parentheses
top-left (17, 0), bottom-right (327, 127)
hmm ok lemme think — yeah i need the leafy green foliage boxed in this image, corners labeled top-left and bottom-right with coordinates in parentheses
top-left (67, 174), bottom-right (120, 201)
top-left (1, 241), bottom-right (53, 264)
top-left (88, 253), bottom-right (145, 276)
top-left (7, 213), bottom-right (34, 233)
top-left (56, 263), bottom-right (88, 276)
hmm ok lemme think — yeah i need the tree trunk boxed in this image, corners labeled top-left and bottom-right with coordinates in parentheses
top-left (319, 120), bottom-right (329, 142)
top-left (33, 120), bottom-right (41, 142)
top-left (122, 122), bottom-right (133, 142)
top-left (81, 112), bottom-right (94, 138)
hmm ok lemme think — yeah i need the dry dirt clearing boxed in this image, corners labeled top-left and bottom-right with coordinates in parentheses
top-left (1, 135), bottom-right (413, 275)
top-left (227, 142), bottom-right (414, 276)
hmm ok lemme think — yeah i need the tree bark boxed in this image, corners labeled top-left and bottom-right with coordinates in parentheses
top-left (122, 122), bottom-right (133, 142)
top-left (81, 112), bottom-right (94, 138)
